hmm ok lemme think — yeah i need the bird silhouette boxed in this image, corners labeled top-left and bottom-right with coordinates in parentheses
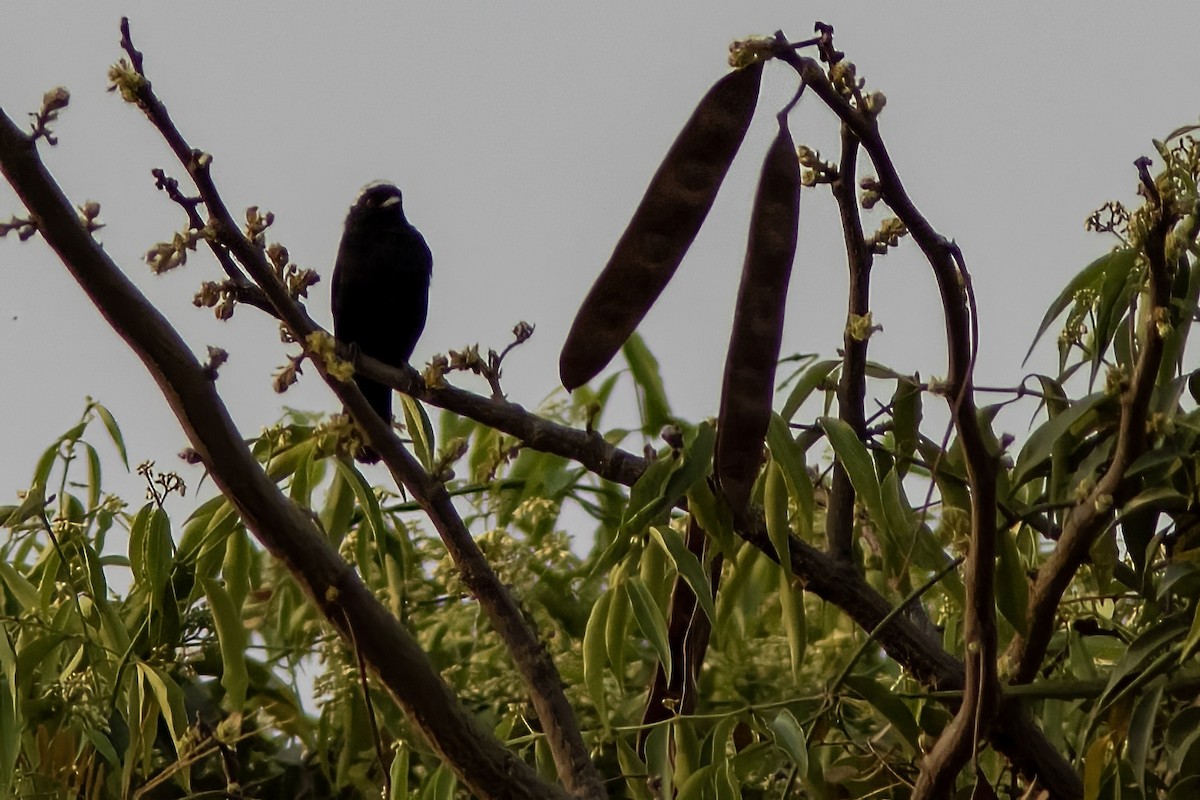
top-left (332, 182), bottom-right (432, 461)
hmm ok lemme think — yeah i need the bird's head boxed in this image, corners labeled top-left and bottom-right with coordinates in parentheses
top-left (348, 182), bottom-right (406, 223)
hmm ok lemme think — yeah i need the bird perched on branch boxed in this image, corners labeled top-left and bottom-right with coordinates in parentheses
top-left (332, 182), bottom-right (432, 461)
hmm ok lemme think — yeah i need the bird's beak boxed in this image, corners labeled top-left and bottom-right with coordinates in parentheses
top-left (381, 196), bottom-right (401, 208)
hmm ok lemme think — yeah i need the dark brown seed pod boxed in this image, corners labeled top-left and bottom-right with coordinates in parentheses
top-left (559, 62), bottom-right (765, 391)
top-left (715, 118), bottom-right (801, 513)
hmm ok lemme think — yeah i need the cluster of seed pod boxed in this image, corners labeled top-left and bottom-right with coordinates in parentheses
top-left (559, 57), bottom-right (803, 515)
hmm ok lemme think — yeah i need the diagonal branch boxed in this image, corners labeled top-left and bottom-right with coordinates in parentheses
top-left (0, 106), bottom-right (567, 800)
top-left (109, 20), bottom-right (603, 797)
top-left (1006, 169), bottom-right (1181, 685)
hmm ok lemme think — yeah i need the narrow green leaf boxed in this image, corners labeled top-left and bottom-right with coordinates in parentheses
top-left (91, 400), bottom-right (129, 470)
top-left (844, 674), bottom-right (921, 752)
top-left (1128, 677), bottom-right (1165, 790)
top-left (582, 588), bottom-right (612, 725)
top-left (1025, 248), bottom-right (1132, 365)
top-left (763, 460), bottom-right (791, 569)
top-left (890, 377), bottom-right (922, 470)
top-left (389, 741), bottom-right (410, 800)
top-left (1011, 392), bottom-right (1109, 489)
top-left (645, 723), bottom-right (673, 800)
top-left (333, 459), bottom-right (388, 550)
top-left (769, 709), bottom-right (809, 776)
top-left (626, 576), bottom-right (672, 683)
top-left (995, 527), bottom-right (1028, 635)
top-left (137, 662), bottom-right (188, 756)
top-left (819, 417), bottom-right (884, 527)
top-left (0, 562), bottom-right (40, 612)
top-left (780, 569), bottom-right (806, 678)
top-left (623, 332), bottom-right (672, 432)
top-left (400, 395), bottom-right (435, 472)
top-left (780, 359), bottom-right (839, 421)
top-left (766, 414), bottom-right (813, 540)
top-left (650, 526), bottom-right (717, 627)
top-left (202, 578), bottom-right (249, 711)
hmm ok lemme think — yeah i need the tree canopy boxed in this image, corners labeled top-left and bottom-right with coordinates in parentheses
top-left (3, 18), bottom-right (1200, 800)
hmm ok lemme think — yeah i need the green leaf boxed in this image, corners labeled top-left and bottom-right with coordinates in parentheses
top-left (766, 414), bottom-right (813, 541)
top-left (202, 578), bottom-right (249, 711)
top-left (780, 569), bottom-right (806, 678)
top-left (0, 561), bottom-right (40, 612)
top-left (769, 709), bottom-right (808, 777)
top-left (819, 417), bottom-right (884, 527)
top-left (995, 527), bottom-right (1028, 635)
top-left (623, 332), bottom-right (672, 432)
top-left (890, 377), bottom-right (923, 470)
top-left (400, 395), bottom-right (435, 472)
top-left (650, 526), bottom-right (717, 627)
top-left (581, 588), bottom-right (612, 725)
top-left (781, 359), bottom-right (839, 421)
top-left (844, 673), bottom-right (921, 752)
top-left (625, 423), bottom-right (716, 536)
top-left (1025, 248), bottom-right (1133, 365)
top-left (626, 576), bottom-right (672, 683)
top-left (763, 460), bottom-right (791, 570)
top-left (645, 723), bottom-right (673, 800)
top-left (90, 400), bottom-right (129, 470)
top-left (1011, 392), bottom-right (1109, 489)
top-left (333, 459), bottom-right (388, 551)
top-left (1128, 676), bottom-right (1165, 790)
top-left (137, 662), bottom-right (188, 756)
top-left (389, 741), bottom-right (410, 800)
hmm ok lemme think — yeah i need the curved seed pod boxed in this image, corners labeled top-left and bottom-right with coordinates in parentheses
top-left (715, 119), bottom-right (801, 512)
top-left (560, 62), bottom-right (765, 391)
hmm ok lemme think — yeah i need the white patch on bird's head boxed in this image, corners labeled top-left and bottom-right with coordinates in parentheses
top-left (355, 181), bottom-right (404, 209)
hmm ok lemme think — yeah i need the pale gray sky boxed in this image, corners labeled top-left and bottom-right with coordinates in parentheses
top-left (3, 4), bottom-right (1198, 510)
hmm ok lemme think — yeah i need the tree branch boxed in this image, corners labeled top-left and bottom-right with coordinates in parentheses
top-left (109, 21), bottom-right (603, 796)
top-left (1006, 166), bottom-right (1180, 685)
top-left (825, 122), bottom-right (873, 563)
top-left (771, 34), bottom-right (1000, 797)
top-left (0, 106), bottom-right (567, 800)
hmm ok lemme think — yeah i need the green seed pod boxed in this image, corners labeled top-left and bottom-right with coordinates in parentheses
top-left (715, 119), bottom-right (801, 512)
top-left (560, 62), bottom-right (765, 391)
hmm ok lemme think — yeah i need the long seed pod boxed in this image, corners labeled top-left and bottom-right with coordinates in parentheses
top-left (715, 118), bottom-right (801, 512)
top-left (560, 61), bottom-right (765, 390)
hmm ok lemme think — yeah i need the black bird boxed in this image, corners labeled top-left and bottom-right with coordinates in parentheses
top-left (332, 183), bottom-right (432, 458)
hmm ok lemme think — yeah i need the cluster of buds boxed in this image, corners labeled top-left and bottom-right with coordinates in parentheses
top-left (193, 280), bottom-right (238, 320)
top-left (76, 200), bottom-right (104, 234)
top-left (1084, 200), bottom-right (1130, 237)
top-left (859, 176), bottom-right (882, 209)
top-left (137, 460), bottom-right (187, 502)
top-left (29, 86), bottom-right (70, 144)
top-left (728, 36), bottom-right (776, 69)
top-left (272, 353), bottom-right (305, 393)
top-left (797, 145), bottom-right (838, 186)
top-left (106, 59), bottom-right (146, 104)
top-left (146, 228), bottom-right (202, 274)
top-left (305, 330), bottom-right (354, 382)
top-left (869, 217), bottom-right (908, 254)
top-left (0, 215), bottom-right (36, 241)
top-left (244, 206), bottom-right (274, 248)
top-left (267, 243), bottom-right (320, 300)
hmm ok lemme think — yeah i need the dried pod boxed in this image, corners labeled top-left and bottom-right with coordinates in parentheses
top-left (560, 62), bottom-right (765, 390)
top-left (715, 119), bottom-right (801, 512)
